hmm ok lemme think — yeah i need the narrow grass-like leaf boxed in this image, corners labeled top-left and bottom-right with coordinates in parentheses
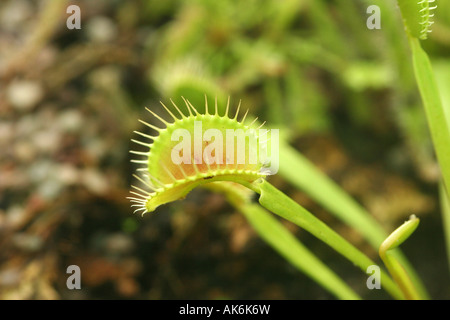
top-left (435, 62), bottom-right (450, 274)
top-left (440, 182), bottom-right (450, 274)
top-left (409, 37), bottom-right (450, 199)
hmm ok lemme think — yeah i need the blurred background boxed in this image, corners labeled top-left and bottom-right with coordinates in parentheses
top-left (0, 0), bottom-right (449, 299)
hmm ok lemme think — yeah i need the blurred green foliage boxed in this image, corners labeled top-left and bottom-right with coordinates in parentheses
top-left (139, 0), bottom-right (449, 179)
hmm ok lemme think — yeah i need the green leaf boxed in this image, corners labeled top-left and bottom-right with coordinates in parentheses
top-left (409, 37), bottom-right (450, 201)
top-left (440, 182), bottom-right (450, 275)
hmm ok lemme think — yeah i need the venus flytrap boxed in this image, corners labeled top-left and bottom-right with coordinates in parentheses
top-left (397, 0), bottom-right (437, 40)
top-left (128, 97), bottom-right (269, 213)
top-left (128, 97), bottom-right (404, 299)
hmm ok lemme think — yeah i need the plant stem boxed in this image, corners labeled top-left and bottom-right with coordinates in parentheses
top-left (254, 179), bottom-right (404, 299)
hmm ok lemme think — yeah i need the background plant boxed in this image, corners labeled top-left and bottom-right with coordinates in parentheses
top-left (0, 0), bottom-right (449, 299)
